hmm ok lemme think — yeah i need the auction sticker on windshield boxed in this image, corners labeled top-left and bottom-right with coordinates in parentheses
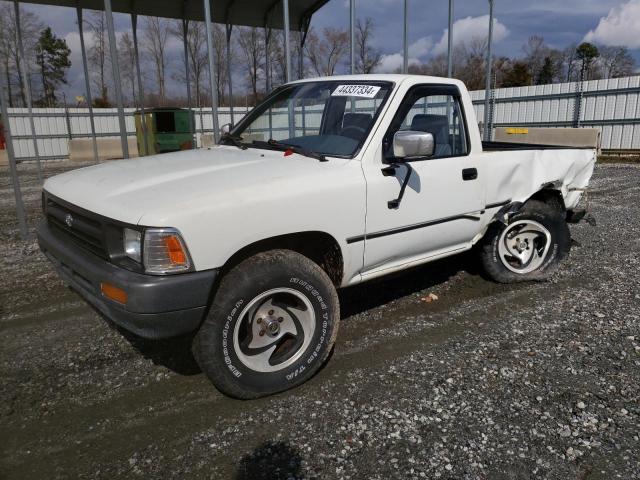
top-left (332, 85), bottom-right (381, 98)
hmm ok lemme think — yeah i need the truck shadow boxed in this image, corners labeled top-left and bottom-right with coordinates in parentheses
top-left (339, 250), bottom-right (480, 318)
top-left (110, 251), bottom-right (481, 377)
top-left (113, 326), bottom-right (202, 375)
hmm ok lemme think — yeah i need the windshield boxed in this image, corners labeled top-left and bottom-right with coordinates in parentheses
top-left (226, 81), bottom-right (393, 158)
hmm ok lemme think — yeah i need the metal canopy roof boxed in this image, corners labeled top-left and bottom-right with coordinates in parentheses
top-left (20, 0), bottom-right (329, 30)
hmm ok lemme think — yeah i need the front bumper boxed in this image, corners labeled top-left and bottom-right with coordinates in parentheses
top-left (37, 220), bottom-right (218, 339)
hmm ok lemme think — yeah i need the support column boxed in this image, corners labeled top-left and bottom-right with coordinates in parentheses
top-left (182, 18), bottom-right (194, 143)
top-left (264, 25), bottom-right (273, 138)
top-left (298, 30), bottom-right (305, 79)
top-left (14, 0), bottom-right (42, 181)
top-left (299, 20), bottom-right (310, 132)
top-left (225, 23), bottom-right (235, 125)
top-left (0, 62), bottom-right (28, 238)
top-left (482, 0), bottom-right (494, 141)
top-left (203, 0), bottom-right (220, 142)
top-left (402, 0), bottom-right (408, 73)
top-left (298, 16), bottom-right (311, 80)
top-left (350, 0), bottom-right (355, 74)
top-left (264, 26), bottom-right (271, 93)
top-left (283, 0), bottom-right (294, 137)
top-left (77, 6), bottom-right (99, 163)
top-left (104, 0), bottom-right (129, 158)
top-left (447, 0), bottom-right (454, 77)
top-left (283, 0), bottom-right (291, 83)
top-left (131, 13), bottom-right (149, 156)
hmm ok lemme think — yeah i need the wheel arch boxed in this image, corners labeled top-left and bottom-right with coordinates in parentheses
top-left (477, 184), bottom-right (567, 244)
top-left (219, 231), bottom-right (344, 287)
top-left (528, 182), bottom-right (566, 213)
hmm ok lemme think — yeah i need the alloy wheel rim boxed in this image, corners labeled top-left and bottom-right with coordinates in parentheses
top-left (497, 220), bottom-right (552, 274)
top-left (233, 288), bottom-right (316, 373)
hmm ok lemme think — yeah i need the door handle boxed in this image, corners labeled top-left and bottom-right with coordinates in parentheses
top-left (462, 168), bottom-right (478, 181)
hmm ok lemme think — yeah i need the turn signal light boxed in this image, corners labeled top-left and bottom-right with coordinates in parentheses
top-left (164, 235), bottom-right (187, 265)
top-left (143, 228), bottom-right (192, 274)
top-left (101, 282), bottom-right (128, 305)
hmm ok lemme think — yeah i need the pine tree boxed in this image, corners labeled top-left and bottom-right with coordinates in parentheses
top-left (537, 57), bottom-right (555, 85)
top-left (575, 42), bottom-right (599, 82)
top-left (35, 27), bottom-right (71, 107)
top-left (502, 62), bottom-right (532, 88)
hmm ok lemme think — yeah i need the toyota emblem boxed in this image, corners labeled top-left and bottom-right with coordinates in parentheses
top-left (65, 213), bottom-right (74, 227)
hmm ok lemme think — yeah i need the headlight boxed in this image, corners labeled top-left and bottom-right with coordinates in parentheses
top-left (123, 228), bottom-right (142, 263)
top-left (143, 228), bottom-right (191, 274)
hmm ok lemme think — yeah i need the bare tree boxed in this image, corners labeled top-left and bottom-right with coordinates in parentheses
top-left (305, 27), bottom-right (348, 77)
top-left (522, 35), bottom-right (547, 85)
top-left (562, 43), bottom-right (579, 82)
top-left (212, 24), bottom-right (230, 106)
top-left (170, 21), bottom-right (209, 107)
top-left (598, 46), bottom-right (636, 79)
top-left (0, 3), bottom-right (15, 106)
top-left (85, 12), bottom-right (110, 106)
top-left (456, 37), bottom-right (488, 90)
top-left (238, 27), bottom-right (264, 102)
top-left (118, 32), bottom-right (136, 105)
top-left (356, 18), bottom-right (381, 74)
top-left (268, 30), bottom-right (302, 86)
top-left (412, 53), bottom-right (447, 76)
top-left (547, 49), bottom-right (567, 83)
top-left (0, 3), bottom-right (43, 107)
top-left (268, 30), bottom-right (287, 86)
top-left (142, 17), bottom-right (170, 101)
top-left (263, 29), bottom-right (306, 88)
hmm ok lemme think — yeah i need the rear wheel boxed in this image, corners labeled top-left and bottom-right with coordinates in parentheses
top-left (479, 199), bottom-right (571, 283)
top-left (194, 249), bottom-right (339, 399)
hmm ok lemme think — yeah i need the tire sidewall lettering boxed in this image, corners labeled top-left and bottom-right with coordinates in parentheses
top-left (218, 276), bottom-right (333, 385)
top-left (221, 299), bottom-right (244, 378)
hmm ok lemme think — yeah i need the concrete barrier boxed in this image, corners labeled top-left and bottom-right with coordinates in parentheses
top-left (494, 127), bottom-right (601, 151)
top-left (68, 137), bottom-right (139, 162)
top-left (0, 150), bottom-right (7, 166)
top-left (201, 134), bottom-right (215, 148)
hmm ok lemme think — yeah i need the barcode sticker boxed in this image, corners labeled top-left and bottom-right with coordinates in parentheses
top-left (331, 85), bottom-right (381, 98)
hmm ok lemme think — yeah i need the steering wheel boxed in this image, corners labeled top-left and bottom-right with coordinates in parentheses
top-left (341, 125), bottom-right (367, 141)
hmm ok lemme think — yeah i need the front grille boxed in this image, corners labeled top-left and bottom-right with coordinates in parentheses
top-left (46, 196), bottom-right (109, 259)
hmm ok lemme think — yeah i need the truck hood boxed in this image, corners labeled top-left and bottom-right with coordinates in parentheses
top-left (44, 146), bottom-right (341, 225)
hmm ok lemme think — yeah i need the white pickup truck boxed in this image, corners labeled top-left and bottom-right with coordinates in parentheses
top-left (38, 75), bottom-right (596, 398)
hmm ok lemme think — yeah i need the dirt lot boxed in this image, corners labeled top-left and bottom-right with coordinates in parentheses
top-left (1, 161), bottom-right (639, 480)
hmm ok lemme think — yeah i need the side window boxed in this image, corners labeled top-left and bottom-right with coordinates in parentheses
top-left (393, 93), bottom-right (468, 159)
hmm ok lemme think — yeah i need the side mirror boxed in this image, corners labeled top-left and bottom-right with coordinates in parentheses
top-left (392, 130), bottom-right (434, 160)
top-left (220, 123), bottom-right (232, 135)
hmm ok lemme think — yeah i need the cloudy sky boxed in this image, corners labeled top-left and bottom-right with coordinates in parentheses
top-left (11, 0), bottom-right (640, 98)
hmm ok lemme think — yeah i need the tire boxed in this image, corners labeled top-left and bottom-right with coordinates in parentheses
top-left (479, 199), bottom-right (571, 283)
top-left (193, 249), bottom-right (340, 399)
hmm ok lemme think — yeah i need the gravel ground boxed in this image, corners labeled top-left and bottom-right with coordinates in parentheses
top-left (1, 161), bottom-right (639, 480)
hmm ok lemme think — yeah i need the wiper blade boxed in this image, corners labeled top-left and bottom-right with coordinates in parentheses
top-left (220, 133), bottom-right (248, 150)
top-left (260, 139), bottom-right (327, 162)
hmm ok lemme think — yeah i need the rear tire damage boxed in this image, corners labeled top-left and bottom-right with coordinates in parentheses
top-left (479, 199), bottom-right (571, 283)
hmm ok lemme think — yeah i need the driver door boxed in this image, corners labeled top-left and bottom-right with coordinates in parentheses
top-left (360, 84), bottom-right (483, 277)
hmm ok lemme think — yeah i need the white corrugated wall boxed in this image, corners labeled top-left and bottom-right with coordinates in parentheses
top-left (4, 107), bottom-right (248, 161)
top-left (3, 75), bottom-right (639, 161)
top-left (472, 75), bottom-right (640, 150)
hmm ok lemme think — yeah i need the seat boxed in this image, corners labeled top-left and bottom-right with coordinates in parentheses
top-left (341, 113), bottom-right (372, 140)
top-left (410, 114), bottom-right (452, 157)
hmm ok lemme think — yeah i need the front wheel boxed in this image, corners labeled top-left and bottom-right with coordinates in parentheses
top-left (479, 199), bottom-right (571, 283)
top-left (194, 249), bottom-right (340, 399)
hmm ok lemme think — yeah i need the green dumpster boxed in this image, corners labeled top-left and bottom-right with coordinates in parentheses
top-left (135, 108), bottom-right (194, 156)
